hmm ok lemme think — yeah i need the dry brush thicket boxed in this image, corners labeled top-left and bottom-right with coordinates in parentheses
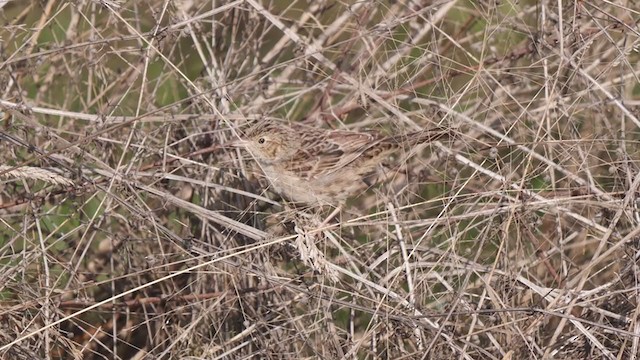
top-left (0, 0), bottom-right (639, 359)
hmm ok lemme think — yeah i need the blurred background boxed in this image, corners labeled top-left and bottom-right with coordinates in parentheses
top-left (0, 0), bottom-right (639, 358)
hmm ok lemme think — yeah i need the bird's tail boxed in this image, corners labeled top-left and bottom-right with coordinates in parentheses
top-left (387, 126), bottom-right (454, 145)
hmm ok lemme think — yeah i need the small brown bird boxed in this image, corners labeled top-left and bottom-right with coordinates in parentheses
top-left (234, 119), bottom-right (450, 205)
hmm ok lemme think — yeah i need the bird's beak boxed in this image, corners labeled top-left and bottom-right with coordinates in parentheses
top-left (224, 139), bottom-right (248, 148)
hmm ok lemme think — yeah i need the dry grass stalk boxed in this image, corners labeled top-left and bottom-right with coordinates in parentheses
top-left (0, 165), bottom-right (73, 186)
top-left (0, 1), bottom-right (639, 359)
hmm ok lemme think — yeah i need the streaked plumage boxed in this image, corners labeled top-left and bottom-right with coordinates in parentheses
top-left (237, 119), bottom-right (450, 205)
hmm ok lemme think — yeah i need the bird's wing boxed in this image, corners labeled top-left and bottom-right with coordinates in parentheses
top-left (282, 130), bottom-right (380, 180)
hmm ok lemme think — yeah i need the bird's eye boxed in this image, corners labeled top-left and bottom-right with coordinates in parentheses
top-left (258, 137), bottom-right (266, 144)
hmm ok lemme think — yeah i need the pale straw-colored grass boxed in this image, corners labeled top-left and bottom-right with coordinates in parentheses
top-left (0, 1), bottom-right (639, 359)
